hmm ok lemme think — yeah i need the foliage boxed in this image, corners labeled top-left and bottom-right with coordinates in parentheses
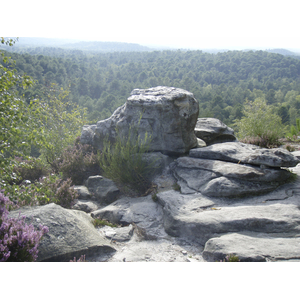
top-left (98, 123), bottom-right (157, 195)
top-left (287, 118), bottom-right (300, 140)
top-left (219, 254), bottom-right (240, 262)
top-left (92, 218), bottom-right (118, 228)
top-left (234, 98), bottom-right (284, 147)
top-left (29, 83), bottom-right (87, 170)
top-left (57, 138), bottom-right (100, 185)
top-left (0, 191), bottom-right (49, 262)
top-left (70, 254), bottom-right (86, 262)
top-left (12, 156), bottom-right (50, 185)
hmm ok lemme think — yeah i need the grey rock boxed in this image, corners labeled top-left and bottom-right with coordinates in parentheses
top-left (140, 152), bottom-right (174, 180)
top-left (72, 199), bottom-right (100, 213)
top-left (194, 118), bottom-right (236, 145)
top-left (292, 150), bottom-right (300, 160)
top-left (203, 232), bottom-right (300, 262)
top-left (189, 142), bottom-right (300, 167)
top-left (80, 86), bottom-right (199, 155)
top-left (86, 175), bottom-right (120, 204)
top-left (157, 190), bottom-right (300, 245)
top-left (74, 186), bottom-right (91, 199)
top-left (99, 225), bottom-right (134, 242)
top-left (9, 203), bottom-right (116, 262)
top-left (91, 195), bottom-right (166, 239)
top-left (171, 156), bottom-right (290, 197)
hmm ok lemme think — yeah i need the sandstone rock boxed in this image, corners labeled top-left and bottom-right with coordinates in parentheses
top-left (74, 186), bottom-right (91, 199)
top-left (91, 195), bottom-right (166, 239)
top-left (72, 199), bottom-right (100, 213)
top-left (80, 86), bottom-right (199, 155)
top-left (86, 175), bottom-right (120, 204)
top-left (99, 225), bottom-right (134, 242)
top-left (203, 232), bottom-right (300, 262)
top-left (194, 118), bottom-right (236, 145)
top-left (171, 156), bottom-right (290, 197)
top-left (9, 203), bottom-right (116, 262)
top-left (189, 142), bottom-right (300, 167)
top-left (157, 190), bottom-right (300, 245)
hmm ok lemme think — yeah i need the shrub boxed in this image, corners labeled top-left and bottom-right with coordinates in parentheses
top-left (234, 98), bottom-right (284, 148)
top-left (239, 134), bottom-right (282, 148)
top-left (0, 191), bottom-right (49, 262)
top-left (57, 139), bottom-right (100, 185)
top-left (12, 157), bottom-right (50, 185)
top-left (2, 174), bottom-right (78, 209)
top-left (98, 124), bottom-right (157, 195)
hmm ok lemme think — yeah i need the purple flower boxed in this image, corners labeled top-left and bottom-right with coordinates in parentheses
top-left (0, 191), bottom-right (49, 262)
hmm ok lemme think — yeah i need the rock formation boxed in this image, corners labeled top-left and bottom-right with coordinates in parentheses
top-left (10, 87), bottom-right (300, 262)
top-left (80, 86), bottom-right (199, 155)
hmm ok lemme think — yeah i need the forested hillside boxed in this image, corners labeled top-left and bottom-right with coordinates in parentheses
top-left (2, 47), bottom-right (300, 128)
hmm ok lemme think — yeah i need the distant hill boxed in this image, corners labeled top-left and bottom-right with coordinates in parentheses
top-left (61, 41), bottom-right (153, 52)
top-left (265, 48), bottom-right (300, 57)
top-left (2, 37), bottom-right (153, 53)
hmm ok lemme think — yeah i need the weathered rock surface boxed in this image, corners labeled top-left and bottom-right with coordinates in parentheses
top-left (157, 190), bottom-right (300, 245)
top-left (189, 142), bottom-right (299, 168)
top-left (86, 175), bottom-right (120, 204)
top-left (91, 195), bottom-right (166, 239)
top-left (80, 86), bottom-right (199, 155)
top-left (194, 118), bottom-right (236, 145)
top-left (202, 232), bottom-right (300, 262)
top-left (9, 203), bottom-right (116, 262)
top-left (171, 156), bottom-right (291, 197)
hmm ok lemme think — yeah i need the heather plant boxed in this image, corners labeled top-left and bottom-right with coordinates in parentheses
top-left (0, 191), bottom-right (49, 262)
top-left (57, 139), bottom-right (100, 185)
top-left (98, 123), bottom-right (157, 195)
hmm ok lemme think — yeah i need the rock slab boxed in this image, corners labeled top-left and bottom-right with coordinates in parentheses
top-left (189, 142), bottom-right (299, 168)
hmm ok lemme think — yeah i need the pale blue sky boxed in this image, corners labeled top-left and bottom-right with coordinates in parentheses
top-left (3, 0), bottom-right (300, 50)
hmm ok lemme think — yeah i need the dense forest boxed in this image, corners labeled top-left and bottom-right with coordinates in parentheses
top-left (2, 43), bottom-right (300, 130)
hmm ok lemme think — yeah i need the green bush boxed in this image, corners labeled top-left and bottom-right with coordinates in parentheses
top-left (234, 98), bottom-right (284, 148)
top-left (98, 124), bottom-right (157, 195)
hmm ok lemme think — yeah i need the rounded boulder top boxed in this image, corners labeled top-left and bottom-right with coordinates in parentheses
top-left (128, 86), bottom-right (196, 105)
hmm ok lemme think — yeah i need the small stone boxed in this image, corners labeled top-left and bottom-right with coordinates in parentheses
top-left (182, 250), bottom-right (188, 255)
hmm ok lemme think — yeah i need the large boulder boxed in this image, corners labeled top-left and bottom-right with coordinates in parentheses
top-left (80, 86), bottom-right (199, 155)
top-left (9, 203), bottom-right (116, 262)
top-left (194, 118), bottom-right (236, 145)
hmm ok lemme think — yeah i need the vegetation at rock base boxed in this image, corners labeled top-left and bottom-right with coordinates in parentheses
top-left (98, 122), bottom-right (158, 195)
top-left (92, 218), bottom-right (118, 228)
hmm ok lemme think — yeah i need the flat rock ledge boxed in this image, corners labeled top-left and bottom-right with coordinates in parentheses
top-left (171, 142), bottom-right (299, 198)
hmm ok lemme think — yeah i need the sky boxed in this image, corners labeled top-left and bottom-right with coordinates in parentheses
top-left (2, 0), bottom-right (300, 51)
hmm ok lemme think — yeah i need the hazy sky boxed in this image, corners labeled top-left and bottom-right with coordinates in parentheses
top-left (3, 0), bottom-right (300, 50)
